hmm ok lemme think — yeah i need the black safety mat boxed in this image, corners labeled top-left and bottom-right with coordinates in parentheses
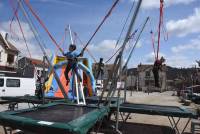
top-left (121, 103), bottom-right (184, 113)
top-left (16, 104), bottom-right (94, 123)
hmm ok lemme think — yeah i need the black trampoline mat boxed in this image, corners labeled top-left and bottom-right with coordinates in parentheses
top-left (86, 96), bottom-right (118, 104)
top-left (121, 103), bottom-right (186, 113)
top-left (15, 104), bottom-right (94, 123)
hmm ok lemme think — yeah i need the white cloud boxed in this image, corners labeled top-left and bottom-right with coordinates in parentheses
top-left (10, 39), bottom-right (43, 60)
top-left (126, 39), bottom-right (143, 50)
top-left (164, 36), bottom-right (200, 67)
top-left (88, 39), bottom-right (142, 62)
top-left (166, 55), bottom-right (193, 67)
top-left (1, 21), bottom-right (34, 40)
top-left (88, 40), bottom-right (119, 61)
top-left (135, 40), bottom-right (142, 48)
top-left (1, 21), bottom-right (44, 59)
top-left (132, 0), bottom-right (196, 9)
top-left (35, 0), bottom-right (81, 7)
top-left (166, 7), bottom-right (200, 37)
top-left (171, 36), bottom-right (200, 53)
top-left (144, 52), bottom-right (195, 67)
top-left (145, 52), bottom-right (165, 63)
top-left (89, 40), bottom-right (117, 53)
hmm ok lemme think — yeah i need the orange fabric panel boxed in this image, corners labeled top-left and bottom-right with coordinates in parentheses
top-left (87, 77), bottom-right (93, 96)
top-left (55, 67), bottom-right (71, 98)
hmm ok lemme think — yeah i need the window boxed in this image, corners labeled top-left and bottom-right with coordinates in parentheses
top-left (0, 78), bottom-right (4, 87)
top-left (145, 71), bottom-right (151, 77)
top-left (37, 70), bottom-right (40, 75)
top-left (7, 54), bottom-right (14, 64)
top-left (145, 80), bottom-right (149, 86)
top-left (0, 51), bottom-right (2, 62)
top-left (6, 79), bottom-right (20, 87)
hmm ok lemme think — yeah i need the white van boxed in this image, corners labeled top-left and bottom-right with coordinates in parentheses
top-left (0, 76), bottom-right (36, 97)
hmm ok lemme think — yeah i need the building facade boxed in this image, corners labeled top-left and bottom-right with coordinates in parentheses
top-left (93, 62), bottom-right (167, 92)
top-left (125, 68), bottom-right (138, 91)
top-left (18, 57), bottom-right (49, 79)
top-left (0, 32), bottom-right (19, 72)
top-left (137, 64), bottom-right (167, 92)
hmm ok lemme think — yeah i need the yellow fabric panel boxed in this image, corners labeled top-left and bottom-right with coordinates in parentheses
top-left (44, 56), bottom-right (66, 92)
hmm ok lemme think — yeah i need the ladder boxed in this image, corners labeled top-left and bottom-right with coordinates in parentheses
top-left (74, 70), bottom-right (86, 105)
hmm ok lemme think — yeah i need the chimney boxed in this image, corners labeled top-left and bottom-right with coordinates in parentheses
top-left (5, 33), bottom-right (8, 41)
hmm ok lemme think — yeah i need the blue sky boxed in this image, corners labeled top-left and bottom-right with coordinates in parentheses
top-left (0, 0), bottom-right (200, 68)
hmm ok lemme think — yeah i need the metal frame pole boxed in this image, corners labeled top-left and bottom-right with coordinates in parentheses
top-left (18, 0), bottom-right (68, 99)
top-left (124, 69), bottom-right (127, 102)
top-left (42, 56), bottom-right (45, 104)
top-left (98, 0), bottom-right (143, 107)
top-left (116, 55), bottom-right (123, 133)
top-left (68, 25), bottom-right (74, 44)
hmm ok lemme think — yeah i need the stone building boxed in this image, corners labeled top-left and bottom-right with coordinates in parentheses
top-left (137, 64), bottom-right (167, 92)
top-left (125, 68), bottom-right (138, 90)
top-left (18, 57), bottom-right (49, 79)
top-left (0, 32), bottom-right (20, 72)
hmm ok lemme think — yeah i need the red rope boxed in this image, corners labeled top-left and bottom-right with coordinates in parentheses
top-left (161, 18), bottom-right (168, 41)
top-left (55, 28), bottom-right (67, 55)
top-left (24, 0), bottom-right (64, 54)
top-left (9, 1), bottom-right (20, 38)
top-left (159, 0), bottom-right (168, 42)
top-left (9, 0), bottom-right (32, 58)
top-left (150, 31), bottom-right (156, 60)
top-left (82, 0), bottom-right (120, 53)
top-left (156, 0), bottom-right (164, 60)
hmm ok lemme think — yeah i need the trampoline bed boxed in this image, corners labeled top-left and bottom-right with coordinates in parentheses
top-left (86, 96), bottom-right (123, 105)
top-left (118, 103), bottom-right (197, 134)
top-left (119, 103), bottom-right (197, 118)
top-left (0, 102), bottom-right (109, 134)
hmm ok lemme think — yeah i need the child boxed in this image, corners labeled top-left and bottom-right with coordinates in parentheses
top-left (63, 44), bottom-right (83, 85)
top-left (152, 56), bottom-right (165, 87)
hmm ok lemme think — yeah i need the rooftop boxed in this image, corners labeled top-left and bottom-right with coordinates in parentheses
top-left (0, 32), bottom-right (19, 53)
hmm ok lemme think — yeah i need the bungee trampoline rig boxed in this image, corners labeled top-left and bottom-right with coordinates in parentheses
top-left (0, 0), bottom-right (198, 134)
top-left (0, 98), bottom-right (197, 134)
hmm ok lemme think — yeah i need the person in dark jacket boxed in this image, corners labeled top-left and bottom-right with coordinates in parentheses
top-left (95, 58), bottom-right (104, 80)
top-left (152, 56), bottom-right (165, 87)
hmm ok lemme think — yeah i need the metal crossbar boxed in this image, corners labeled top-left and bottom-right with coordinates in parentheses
top-left (168, 117), bottom-right (180, 134)
top-left (168, 116), bottom-right (191, 134)
top-left (118, 112), bottom-right (192, 134)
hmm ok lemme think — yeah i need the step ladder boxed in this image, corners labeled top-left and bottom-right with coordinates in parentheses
top-left (191, 119), bottom-right (200, 134)
top-left (74, 71), bottom-right (86, 105)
